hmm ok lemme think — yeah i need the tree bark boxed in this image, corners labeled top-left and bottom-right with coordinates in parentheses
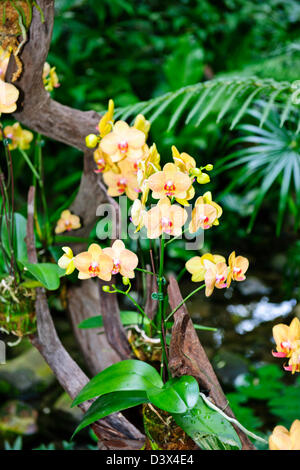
top-left (167, 275), bottom-right (256, 450)
top-left (26, 186), bottom-right (145, 450)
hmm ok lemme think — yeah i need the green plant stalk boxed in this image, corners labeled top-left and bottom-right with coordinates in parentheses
top-left (165, 284), bottom-right (205, 322)
top-left (19, 149), bottom-right (40, 180)
top-left (157, 235), bottom-right (170, 378)
top-left (111, 284), bottom-right (156, 329)
top-left (35, 135), bottom-right (51, 245)
top-left (164, 227), bottom-right (189, 246)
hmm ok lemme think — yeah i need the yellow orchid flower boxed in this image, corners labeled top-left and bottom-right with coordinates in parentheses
top-left (55, 210), bottom-right (81, 234)
top-left (148, 162), bottom-right (191, 202)
top-left (203, 259), bottom-right (228, 297)
top-left (98, 99), bottom-right (115, 138)
top-left (103, 240), bottom-right (139, 279)
top-left (134, 114), bottom-right (150, 140)
top-left (186, 254), bottom-right (226, 282)
top-left (103, 164), bottom-right (140, 200)
top-left (43, 62), bottom-right (60, 92)
top-left (272, 318), bottom-right (300, 359)
top-left (130, 199), bottom-right (146, 232)
top-left (74, 243), bottom-right (113, 281)
top-left (144, 197), bottom-right (188, 239)
top-left (227, 251), bottom-right (249, 287)
top-left (196, 192), bottom-right (222, 224)
top-left (171, 145), bottom-right (196, 174)
top-left (0, 47), bottom-right (11, 81)
top-left (93, 146), bottom-right (118, 174)
top-left (100, 120), bottom-right (145, 163)
top-left (189, 203), bottom-right (217, 232)
top-left (0, 78), bottom-right (19, 113)
top-left (269, 420), bottom-right (300, 450)
top-left (3, 122), bottom-right (33, 150)
top-left (58, 247), bottom-right (75, 275)
top-left (137, 143), bottom-right (161, 206)
top-left (284, 347), bottom-right (300, 374)
top-left (189, 191), bottom-right (222, 233)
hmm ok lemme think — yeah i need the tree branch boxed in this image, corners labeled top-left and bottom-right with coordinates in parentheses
top-left (26, 186), bottom-right (144, 449)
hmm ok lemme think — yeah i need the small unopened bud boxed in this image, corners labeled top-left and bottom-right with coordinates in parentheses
top-left (102, 285), bottom-right (110, 292)
top-left (197, 173), bottom-right (210, 184)
top-left (205, 164), bottom-right (213, 171)
top-left (190, 168), bottom-right (202, 177)
top-left (122, 277), bottom-right (130, 286)
top-left (85, 134), bottom-right (98, 148)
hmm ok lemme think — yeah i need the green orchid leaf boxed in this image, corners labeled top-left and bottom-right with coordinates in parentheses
top-left (78, 310), bottom-right (147, 329)
top-left (172, 396), bottom-right (242, 450)
top-left (1, 213), bottom-right (28, 263)
top-left (73, 391), bottom-right (148, 437)
top-left (146, 375), bottom-right (199, 414)
top-left (21, 261), bottom-right (64, 290)
top-left (72, 360), bottom-right (163, 407)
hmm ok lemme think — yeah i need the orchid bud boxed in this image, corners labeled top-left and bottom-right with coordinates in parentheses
top-left (85, 134), bottom-right (98, 148)
top-left (197, 173), bottom-right (210, 184)
top-left (205, 164), bottom-right (213, 171)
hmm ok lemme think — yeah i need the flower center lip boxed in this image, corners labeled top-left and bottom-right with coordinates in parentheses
top-left (88, 262), bottom-right (100, 277)
top-left (161, 216), bottom-right (173, 233)
top-left (64, 220), bottom-right (72, 231)
top-left (112, 258), bottom-right (121, 274)
top-left (96, 158), bottom-right (105, 171)
top-left (117, 178), bottom-right (127, 193)
top-left (118, 140), bottom-right (129, 154)
top-left (164, 180), bottom-right (176, 196)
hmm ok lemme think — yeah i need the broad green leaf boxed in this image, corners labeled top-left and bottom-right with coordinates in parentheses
top-left (73, 391), bottom-right (148, 437)
top-left (172, 397), bottom-right (241, 450)
top-left (1, 213), bottom-right (28, 262)
top-left (146, 376), bottom-right (199, 414)
top-left (22, 261), bottom-right (64, 290)
top-left (78, 311), bottom-right (147, 329)
top-left (72, 360), bottom-right (163, 407)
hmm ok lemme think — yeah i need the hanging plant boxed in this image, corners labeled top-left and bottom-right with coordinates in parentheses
top-left (0, 0), bottom-right (44, 81)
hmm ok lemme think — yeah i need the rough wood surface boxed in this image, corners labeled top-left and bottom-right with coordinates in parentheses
top-left (68, 280), bottom-right (121, 375)
top-left (167, 275), bottom-right (256, 450)
top-left (98, 280), bottom-right (132, 360)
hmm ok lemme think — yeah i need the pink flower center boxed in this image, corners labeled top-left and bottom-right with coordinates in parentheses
top-left (281, 340), bottom-right (292, 352)
top-left (164, 180), bottom-right (176, 196)
top-left (199, 214), bottom-right (209, 224)
top-left (95, 157), bottom-right (106, 172)
top-left (215, 274), bottom-right (226, 288)
top-left (118, 140), bottom-right (129, 154)
top-left (161, 216), bottom-right (173, 233)
top-left (117, 178), bottom-right (127, 193)
top-left (88, 261), bottom-right (100, 277)
top-left (112, 259), bottom-right (121, 275)
top-left (64, 220), bottom-right (72, 231)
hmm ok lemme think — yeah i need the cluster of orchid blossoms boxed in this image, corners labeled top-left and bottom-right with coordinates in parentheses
top-left (58, 240), bottom-right (138, 282)
top-left (272, 317), bottom-right (300, 374)
top-left (56, 100), bottom-right (251, 299)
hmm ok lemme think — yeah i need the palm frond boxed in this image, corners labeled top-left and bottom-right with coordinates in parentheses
top-left (217, 103), bottom-right (300, 235)
top-left (115, 76), bottom-right (296, 132)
